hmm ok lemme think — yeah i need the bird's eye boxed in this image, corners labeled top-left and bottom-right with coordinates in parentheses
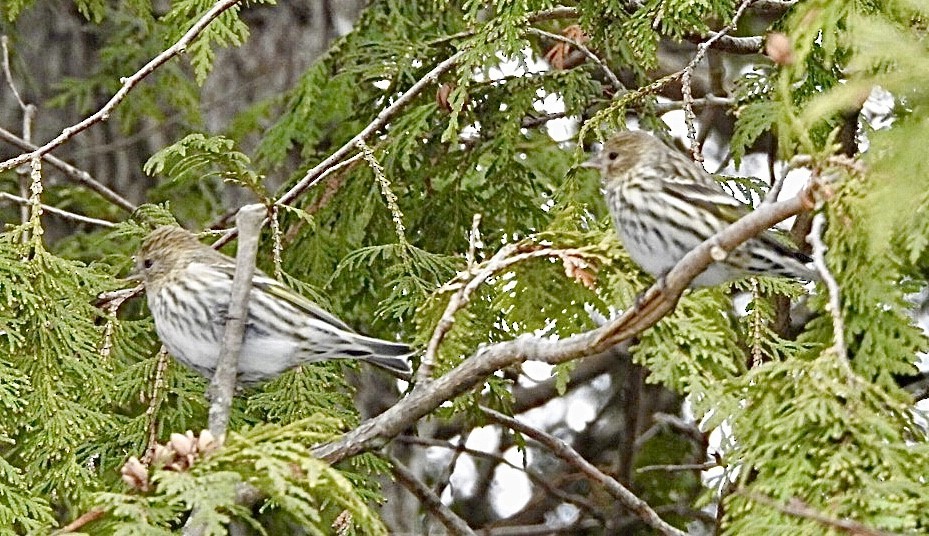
top-left (143, 258), bottom-right (154, 269)
top-left (607, 151), bottom-right (619, 160)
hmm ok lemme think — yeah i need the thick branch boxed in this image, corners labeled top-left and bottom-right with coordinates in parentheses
top-left (312, 191), bottom-right (810, 464)
top-left (207, 204), bottom-right (264, 438)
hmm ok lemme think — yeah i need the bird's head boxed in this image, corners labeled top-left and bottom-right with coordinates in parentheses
top-left (130, 226), bottom-right (205, 289)
top-left (582, 130), bottom-right (665, 182)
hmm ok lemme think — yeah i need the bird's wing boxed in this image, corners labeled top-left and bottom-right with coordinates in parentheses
top-left (252, 274), bottom-right (357, 332)
top-left (209, 262), bottom-right (357, 333)
top-left (657, 157), bottom-right (751, 224)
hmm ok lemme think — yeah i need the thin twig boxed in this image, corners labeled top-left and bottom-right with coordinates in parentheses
top-left (0, 126), bottom-right (136, 212)
top-left (681, 0), bottom-right (756, 163)
top-left (686, 33), bottom-right (763, 54)
top-left (0, 0), bottom-right (244, 173)
top-left (0, 192), bottom-right (116, 227)
top-left (390, 456), bottom-right (477, 536)
top-left (396, 435), bottom-right (602, 518)
top-left (763, 159), bottom-right (792, 204)
top-left (276, 50), bottom-right (466, 207)
top-left (53, 507), bottom-right (105, 534)
top-left (739, 490), bottom-right (900, 536)
top-left (637, 461), bottom-right (718, 473)
top-left (652, 94), bottom-right (734, 114)
top-left (808, 212), bottom-right (847, 361)
top-left (3, 35), bottom-right (35, 232)
top-left (207, 204), bottom-right (265, 438)
top-left (212, 152), bottom-right (365, 249)
top-left (430, 430), bottom-right (470, 514)
top-left (481, 406), bottom-right (686, 536)
top-left (466, 213), bottom-right (482, 270)
top-left (527, 27), bottom-right (622, 89)
top-left (1, 35), bottom-right (27, 110)
top-left (417, 246), bottom-right (594, 382)
top-left (142, 348), bottom-right (170, 464)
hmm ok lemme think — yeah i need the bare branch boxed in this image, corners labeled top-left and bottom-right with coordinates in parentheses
top-left (390, 456), bottom-right (477, 536)
top-left (276, 50), bottom-right (466, 207)
top-left (1, 35), bottom-right (28, 111)
top-left (527, 27), bottom-right (622, 89)
top-left (0, 0), bottom-right (244, 173)
top-left (207, 204), bottom-right (265, 438)
top-left (808, 212), bottom-right (848, 362)
top-left (0, 126), bottom-right (137, 212)
top-left (418, 246), bottom-right (595, 382)
top-left (212, 152), bottom-right (365, 249)
top-left (637, 461), bottom-right (718, 473)
top-left (481, 406), bottom-right (685, 536)
top-left (0, 192), bottom-right (117, 228)
top-left (681, 0), bottom-right (755, 162)
top-left (652, 94), bottom-right (734, 114)
top-left (396, 435), bottom-right (603, 519)
top-left (687, 33), bottom-right (764, 54)
top-left (53, 507), bottom-right (105, 534)
top-left (311, 190), bottom-right (811, 466)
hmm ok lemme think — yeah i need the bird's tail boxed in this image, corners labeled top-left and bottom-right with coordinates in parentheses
top-left (349, 334), bottom-right (415, 377)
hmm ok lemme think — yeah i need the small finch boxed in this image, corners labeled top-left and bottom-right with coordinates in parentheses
top-left (584, 130), bottom-right (815, 287)
top-left (132, 226), bottom-right (413, 385)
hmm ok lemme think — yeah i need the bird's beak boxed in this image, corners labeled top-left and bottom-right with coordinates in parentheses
top-left (126, 260), bottom-right (142, 282)
top-left (580, 155), bottom-right (600, 169)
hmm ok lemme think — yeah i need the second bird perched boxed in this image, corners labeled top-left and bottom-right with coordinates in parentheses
top-left (584, 130), bottom-right (816, 287)
top-left (132, 226), bottom-right (413, 385)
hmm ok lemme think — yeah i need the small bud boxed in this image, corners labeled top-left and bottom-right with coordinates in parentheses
top-left (170, 432), bottom-right (194, 457)
top-left (120, 456), bottom-right (149, 491)
top-left (765, 33), bottom-right (794, 66)
top-left (710, 245), bottom-right (728, 261)
top-left (436, 83), bottom-right (456, 113)
top-left (198, 429), bottom-right (217, 453)
top-left (152, 444), bottom-right (174, 467)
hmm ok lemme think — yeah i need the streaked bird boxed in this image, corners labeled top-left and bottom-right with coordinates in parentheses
top-left (584, 130), bottom-right (815, 287)
top-left (132, 226), bottom-right (413, 385)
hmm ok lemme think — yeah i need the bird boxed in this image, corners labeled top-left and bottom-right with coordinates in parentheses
top-left (132, 226), bottom-right (414, 385)
top-left (583, 130), bottom-right (816, 288)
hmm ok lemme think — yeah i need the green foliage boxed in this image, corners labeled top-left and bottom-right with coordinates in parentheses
top-left (723, 356), bottom-right (929, 534)
top-left (4, 0), bottom-right (929, 533)
top-left (145, 133), bottom-right (267, 199)
top-left (0, 227), bottom-right (120, 522)
top-left (92, 419), bottom-right (388, 535)
top-left (161, 0), bottom-right (270, 85)
top-left (634, 289), bottom-right (744, 416)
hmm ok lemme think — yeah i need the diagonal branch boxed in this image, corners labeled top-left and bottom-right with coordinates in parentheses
top-left (0, 0), bottom-right (244, 173)
top-left (312, 189), bottom-right (812, 465)
top-left (0, 126), bottom-right (136, 212)
top-left (390, 456), bottom-right (477, 536)
top-left (481, 407), bottom-right (685, 536)
top-left (276, 50), bottom-right (467, 207)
